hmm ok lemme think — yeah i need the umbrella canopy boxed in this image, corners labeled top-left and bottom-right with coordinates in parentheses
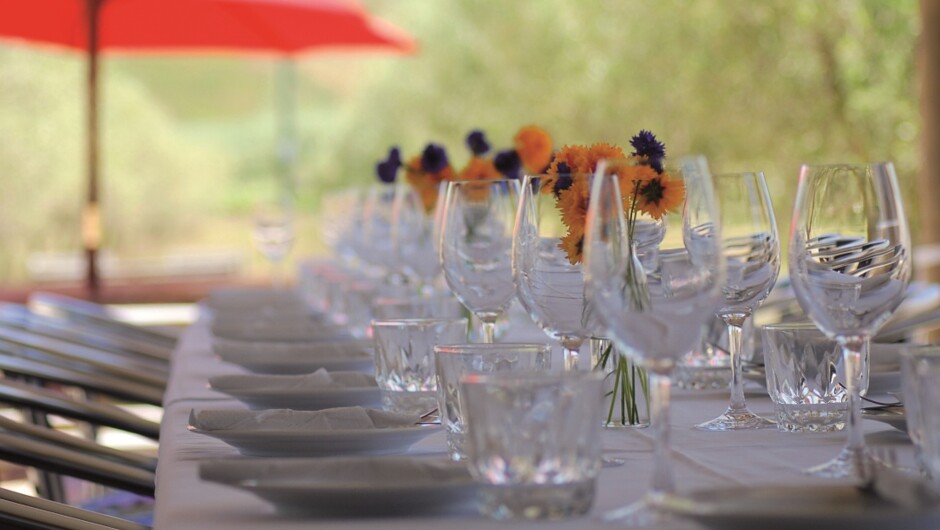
top-left (0, 0), bottom-right (414, 296)
top-left (1, 0), bottom-right (414, 54)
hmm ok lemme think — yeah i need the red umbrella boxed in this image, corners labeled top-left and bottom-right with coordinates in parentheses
top-left (0, 0), bottom-right (414, 295)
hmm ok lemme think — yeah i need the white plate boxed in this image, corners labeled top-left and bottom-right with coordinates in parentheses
top-left (663, 484), bottom-right (940, 530)
top-left (208, 372), bottom-right (382, 410)
top-left (187, 409), bottom-right (438, 457)
top-left (214, 339), bottom-right (374, 374)
top-left (200, 456), bottom-right (477, 516)
top-left (211, 319), bottom-right (353, 342)
top-left (206, 288), bottom-right (308, 311)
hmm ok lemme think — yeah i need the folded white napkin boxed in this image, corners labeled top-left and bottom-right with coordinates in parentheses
top-left (189, 407), bottom-right (417, 432)
top-left (211, 319), bottom-right (352, 342)
top-left (210, 369), bottom-right (377, 392)
top-left (213, 338), bottom-right (372, 361)
top-left (206, 287), bottom-right (307, 311)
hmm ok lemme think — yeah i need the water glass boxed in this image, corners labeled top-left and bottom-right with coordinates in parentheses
top-left (434, 343), bottom-right (552, 461)
top-left (460, 371), bottom-right (605, 520)
top-left (373, 295), bottom-right (464, 320)
top-left (902, 345), bottom-right (940, 476)
top-left (762, 323), bottom-right (850, 432)
top-left (372, 318), bottom-right (468, 414)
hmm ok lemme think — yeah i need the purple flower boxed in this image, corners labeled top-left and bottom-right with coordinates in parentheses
top-left (387, 146), bottom-right (401, 166)
top-left (494, 149), bottom-right (521, 179)
top-left (466, 130), bottom-right (490, 156)
top-left (376, 147), bottom-right (401, 183)
top-left (421, 143), bottom-right (449, 173)
top-left (552, 165), bottom-right (573, 198)
top-left (630, 130), bottom-right (666, 172)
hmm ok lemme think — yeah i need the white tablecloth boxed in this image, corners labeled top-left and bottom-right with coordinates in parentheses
top-left (153, 318), bottom-right (913, 530)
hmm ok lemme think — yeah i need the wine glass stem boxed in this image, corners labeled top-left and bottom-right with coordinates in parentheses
top-left (648, 371), bottom-right (675, 500)
top-left (841, 337), bottom-right (866, 453)
top-left (723, 313), bottom-right (749, 412)
top-left (481, 320), bottom-right (496, 344)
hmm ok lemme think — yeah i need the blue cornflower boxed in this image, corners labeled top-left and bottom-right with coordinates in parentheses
top-left (466, 130), bottom-right (490, 156)
top-left (421, 143), bottom-right (449, 173)
top-left (630, 130), bottom-right (666, 172)
top-left (494, 149), bottom-right (522, 179)
top-left (376, 147), bottom-right (401, 183)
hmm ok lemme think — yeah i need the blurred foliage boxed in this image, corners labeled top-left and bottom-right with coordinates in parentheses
top-left (0, 0), bottom-right (921, 283)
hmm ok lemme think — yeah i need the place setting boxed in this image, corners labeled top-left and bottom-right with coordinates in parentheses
top-left (175, 127), bottom-right (940, 528)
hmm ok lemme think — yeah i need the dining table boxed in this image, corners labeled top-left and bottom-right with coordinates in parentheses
top-left (153, 305), bottom-right (916, 530)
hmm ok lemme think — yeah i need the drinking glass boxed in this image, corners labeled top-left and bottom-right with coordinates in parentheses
top-left (359, 184), bottom-right (401, 281)
top-left (901, 345), bottom-right (940, 476)
top-left (434, 343), bottom-right (551, 461)
top-left (252, 200), bottom-right (296, 287)
top-left (372, 317), bottom-right (468, 414)
top-left (584, 156), bottom-right (723, 524)
top-left (789, 162), bottom-right (911, 479)
top-left (460, 371), bottom-right (605, 519)
top-left (440, 179), bottom-right (520, 343)
top-left (513, 175), bottom-right (591, 370)
top-left (393, 185), bottom-right (442, 292)
top-left (762, 323), bottom-right (849, 432)
top-left (697, 172), bottom-right (780, 430)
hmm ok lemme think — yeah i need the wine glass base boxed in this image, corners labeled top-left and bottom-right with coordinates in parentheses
top-left (803, 446), bottom-right (890, 479)
top-left (601, 493), bottom-right (676, 527)
top-left (695, 408), bottom-right (776, 431)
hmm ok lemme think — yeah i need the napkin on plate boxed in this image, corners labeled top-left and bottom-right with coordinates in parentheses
top-left (189, 407), bottom-right (418, 432)
top-left (212, 337), bottom-right (372, 360)
top-left (209, 369), bottom-right (377, 392)
top-left (210, 319), bottom-right (352, 342)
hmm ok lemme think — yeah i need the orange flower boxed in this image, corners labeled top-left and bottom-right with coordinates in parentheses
top-left (636, 172), bottom-right (686, 219)
top-left (558, 226), bottom-right (585, 265)
top-left (458, 157), bottom-right (502, 201)
top-left (458, 157), bottom-right (501, 182)
top-left (404, 155), bottom-right (448, 212)
top-left (587, 143), bottom-right (626, 172)
top-left (514, 125), bottom-right (553, 173)
top-left (549, 145), bottom-right (591, 174)
top-left (544, 145), bottom-right (590, 195)
top-left (557, 176), bottom-right (590, 229)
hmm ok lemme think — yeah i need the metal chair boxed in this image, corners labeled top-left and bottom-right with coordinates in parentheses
top-left (27, 294), bottom-right (177, 351)
top-left (0, 487), bottom-right (148, 530)
top-left (0, 306), bottom-right (171, 366)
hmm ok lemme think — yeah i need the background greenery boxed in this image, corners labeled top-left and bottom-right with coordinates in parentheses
top-left (0, 0), bottom-right (920, 283)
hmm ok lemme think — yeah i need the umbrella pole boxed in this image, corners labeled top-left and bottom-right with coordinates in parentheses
top-left (83, 0), bottom-right (103, 299)
top-left (275, 58), bottom-right (297, 204)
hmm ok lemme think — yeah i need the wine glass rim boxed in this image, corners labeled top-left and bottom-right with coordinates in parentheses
top-left (713, 171), bottom-right (767, 179)
top-left (432, 342), bottom-right (552, 354)
top-left (445, 177), bottom-right (521, 184)
top-left (798, 162), bottom-right (894, 169)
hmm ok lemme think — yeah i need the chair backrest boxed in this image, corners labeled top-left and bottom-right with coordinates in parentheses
top-left (0, 306), bottom-right (171, 365)
top-left (0, 326), bottom-right (167, 389)
top-left (28, 293), bottom-right (177, 349)
top-left (0, 380), bottom-right (160, 440)
top-left (0, 351), bottom-right (163, 406)
top-left (0, 415), bottom-right (156, 472)
top-left (0, 431), bottom-right (155, 497)
top-left (0, 487), bottom-right (148, 530)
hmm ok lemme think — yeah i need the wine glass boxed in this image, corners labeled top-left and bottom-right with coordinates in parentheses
top-left (697, 172), bottom-right (780, 430)
top-left (584, 156), bottom-right (723, 524)
top-left (359, 184), bottom-right (401, 282)
top-left (440, 178), bottom-right (520, 343)
top-left (512, 174), bottom-right (595, 371)
top-left (789, 162), bottom-right (911, 478)
top-left (393, 184), bottom-right (442, 294)
top-left (252, 200), bottom-right (296, 288)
